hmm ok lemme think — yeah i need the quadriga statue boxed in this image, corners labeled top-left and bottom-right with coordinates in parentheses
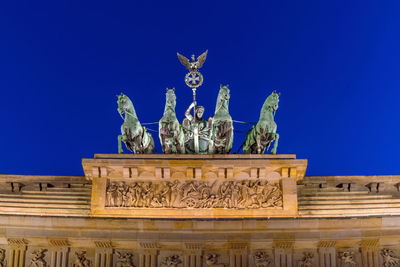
top-left (159, 88), bottom-right (185, 153)
top-left (242, 91), bottom-right (280, 154)
top-left (117, 93), bottom-right (155, 154)
top-left (209, 84), bottom-right (234, 154)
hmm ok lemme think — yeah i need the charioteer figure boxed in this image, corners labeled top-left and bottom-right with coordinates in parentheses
top-left (182, 101), bottom-right (211, 154)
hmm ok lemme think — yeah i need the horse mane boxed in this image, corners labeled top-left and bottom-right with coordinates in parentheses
top-left (261, 92), bottom-right (278, 112)
top-left (214, 86), bottom-right (229, 115)
top-left (124, 96), bottom-right (138, 118)
top-left (163, 89), bottom-right (177, 117)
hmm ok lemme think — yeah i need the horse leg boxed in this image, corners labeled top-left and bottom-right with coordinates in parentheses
top-left (242, 126), bottom-right (255, 154)
top-left (256, 132), bottom-right (263, 154)
top-left (174, 137), bottom-right (182, 154)
top-left (118, 135), bottom-right (124, 154)
top-left (271, 133), bottom-right (279, 154)
top-left (179, 131), bottom-right (186, 154)
top-left (135, 135), bottom-right (143, 154)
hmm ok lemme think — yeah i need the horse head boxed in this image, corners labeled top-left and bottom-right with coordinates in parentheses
top-left (165, 88), bottom-right (176, 110)
top-left (117, 93), bottom-right (137, 119)
top-left (215, 84), bottom-right (230, 113)
top-left (264, 90), bottom-right (280, 112)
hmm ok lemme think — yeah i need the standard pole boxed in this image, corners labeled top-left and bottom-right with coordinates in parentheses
top-left (192, 88), bottom-right (200, 153)
top-left (192, 88), bottom-right (196, 122)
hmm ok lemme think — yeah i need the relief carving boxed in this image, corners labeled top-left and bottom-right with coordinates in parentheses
top-left (115, 252), bottom-right (135, 267)
top-left (74, 251), bottom-right (92, 267)
top-left (297, 252), bottom-right (314, 267)
top-left (338, 251), bottom-right (357, 267)
top-left (161, 255), bottom-right (182, 267)
top-left (0, 249), bottom-right (6, 267)
top-left (205, 253), bottom-right (225, 266)
top-left (381, 249), bottom-right (400, 267)
top-left (254, 251), bottom-right (272, 267)
top-left (106, 180), bottom-right (282, 209)
top-left (29, 249), bottom-right (47, 267)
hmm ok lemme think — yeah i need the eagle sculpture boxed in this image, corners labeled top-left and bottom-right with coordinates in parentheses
top-left (177, 50), bottom-right (208, 71)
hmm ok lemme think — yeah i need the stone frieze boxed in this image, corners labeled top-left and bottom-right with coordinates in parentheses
top-left (105, 179), bottom-right (282, 209)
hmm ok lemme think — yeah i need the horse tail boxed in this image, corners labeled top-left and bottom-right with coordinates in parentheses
top-left (239, 125), bottom-right (256, 154)
top-left (235, 137), bottom-right (247, 154)
top-left (236, 126), bottom-right (254, 154)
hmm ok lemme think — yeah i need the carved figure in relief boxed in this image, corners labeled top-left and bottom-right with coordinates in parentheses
top-left (381, 249), bottom-right (400, 267)
top-left (150, 194), bottom-right (163, 207)
top-left (208, 85), bottom-right (233, 154)
top-left (117, 182), bottom-right (126, 207)
top-left (160, 181), bottom-right (177, 207)
top-left (339, 251), bottom-right (356, 267)
top-left (254, 251), bottom-right (272, 267)
top-left (29, 249), bottom-right (47, 267)
top-left (232, 183), bottom-right (240, 207)
top-left (161, 255), bottom-right (182, 267)
top-left (74, 251), bottom-right (91, 267)
top-left (142, 182), bottom-right (153, 207)
top-left (0, 248), bottom-right (7, 267)
top-left (105, 180), bottom-right (282, 209)
top-left (242, 91), bottom-right (280, 154)
top-left (106, 183), bottom-right (117, 207)
top-left (159, 88), bottom-right (185, 154)
top-left (169, 180), bottom-right (180, 206)
top-left (117, 93), bottom-right (155, 154)
top-left (115, 251), bottom-right (135, 267)
top-left (238, 181), bottom-right (250, 207)
top-left (297, 252), bottom-right (314, 267)
top-left (205, 253), bottom-right (225, 267)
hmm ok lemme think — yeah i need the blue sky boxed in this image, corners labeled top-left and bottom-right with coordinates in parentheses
top-left (0, 1), bottom-right (399, 176)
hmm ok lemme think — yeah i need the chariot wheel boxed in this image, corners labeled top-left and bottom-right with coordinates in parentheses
top-left (184, 198), bottom-right (197, 208)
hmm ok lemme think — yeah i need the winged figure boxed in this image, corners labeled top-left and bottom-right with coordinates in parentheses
top-left (177, 50), bottom-right (208, 71)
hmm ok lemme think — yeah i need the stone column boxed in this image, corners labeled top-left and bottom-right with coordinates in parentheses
top-left (7, 239), bottom-right (27, 267)
top-left (229, 243), bottom-right (248, 267)
top-left (49, 239), bottom-right (70, 267)
top-left (317, 241), bottom-right (336, 267)
top-left (90, 169), bottom-right (107, 215)
top-left (138, 243), bottom-right (159, 267)
top-left (138, 250), bottom-right (157, 267)
top-left (360, 239), bottom-right (379, 267)
top-left (94, 241), bottom-right (113, 267)
top-left (273, 240), bottom-right (293, 267)
top-left (281, 167), bottom-right (299, 217)
top-left (184, 243), bottom-right (203, 267)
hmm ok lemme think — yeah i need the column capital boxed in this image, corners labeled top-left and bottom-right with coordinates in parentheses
top-left (49, 239), bottom-right (70, 247)
top-left (317, 240), bottom-right (336, 248)
top-left (139, 242), bottom-right (160, 249)
top-left (7, 238), bottom-right (28, 249)
top-left (360, 239), bottom-right (379, 248)
top-left (94, 240), bottom-right (113, 248)
top-left (273, 240), bottom-right (294, 249)
top-left (229, 242), bottom-right (248, 250)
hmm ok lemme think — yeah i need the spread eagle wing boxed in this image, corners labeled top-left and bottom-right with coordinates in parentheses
top-left (177, 52), bottom-right (191, 70)
top-left (196, 50), bottom-right (208, 69)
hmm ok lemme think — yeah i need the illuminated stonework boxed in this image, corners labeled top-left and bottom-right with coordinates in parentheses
top-left (105, 179), bottom-right (282, 209)
top-left (0, 154), bottom-right (399, 266)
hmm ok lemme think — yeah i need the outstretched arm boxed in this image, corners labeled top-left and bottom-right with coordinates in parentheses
top-left (185, 101), bottom-right (196, 121)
